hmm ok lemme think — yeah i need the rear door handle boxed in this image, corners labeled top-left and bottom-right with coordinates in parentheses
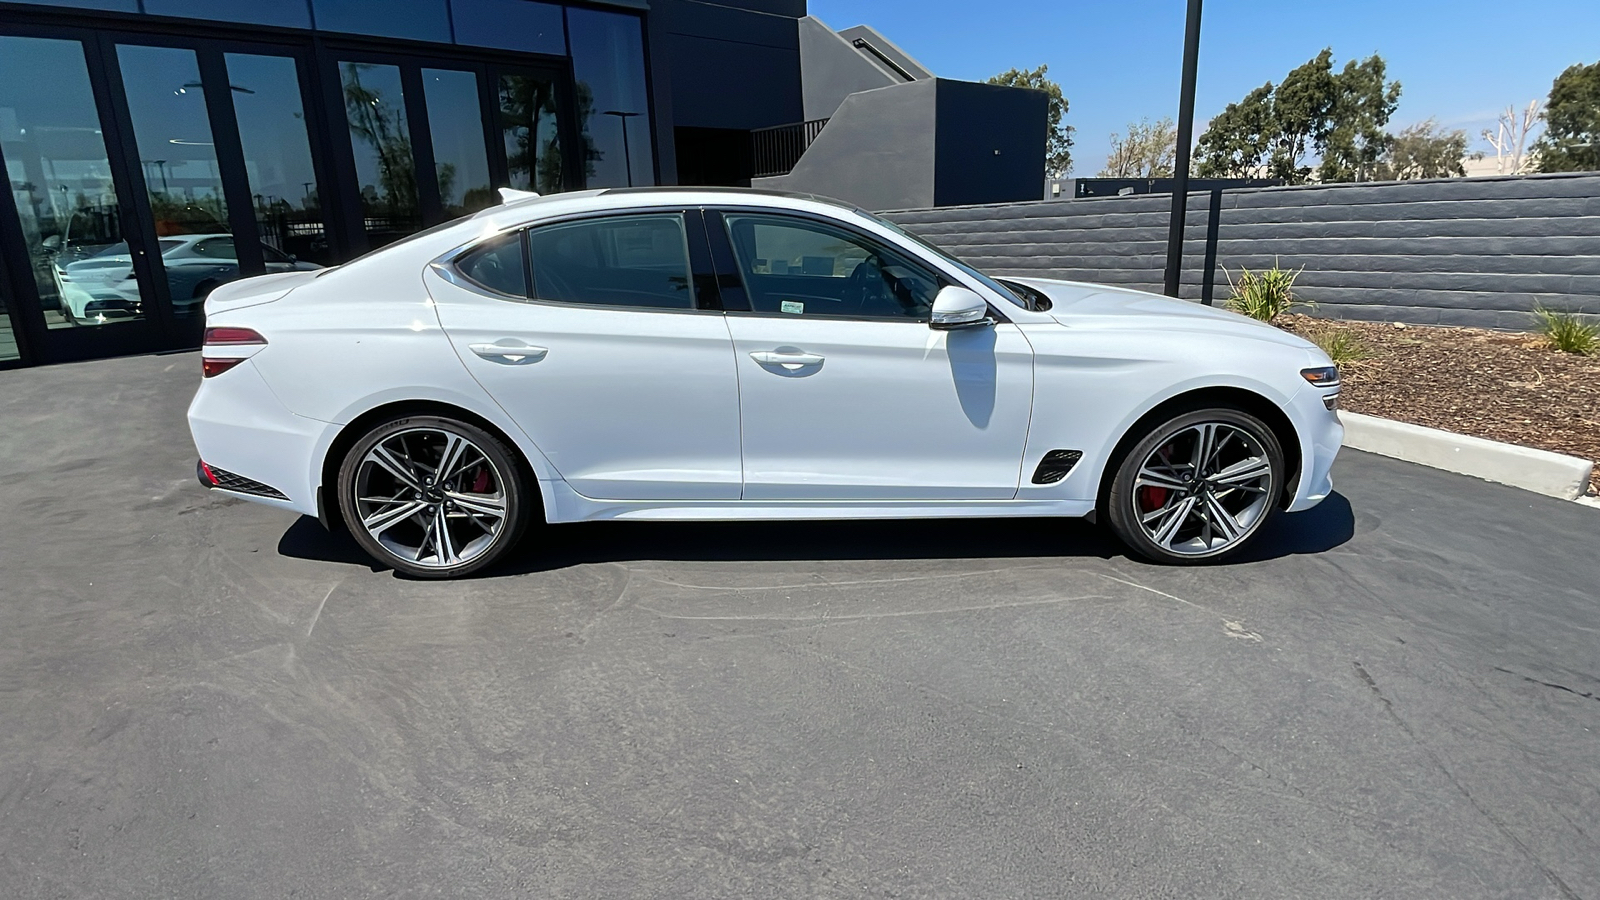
top-left (750, 350), bottom-right (825, 368)
top-left (469, 342), bottom-right (547, 365)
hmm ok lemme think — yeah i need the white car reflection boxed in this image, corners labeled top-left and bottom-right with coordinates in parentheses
top-left (55, 234), bottom-right (320, 324)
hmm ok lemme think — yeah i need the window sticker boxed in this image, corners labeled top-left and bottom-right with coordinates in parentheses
top-left (780, 300), bottom-right (804, 315)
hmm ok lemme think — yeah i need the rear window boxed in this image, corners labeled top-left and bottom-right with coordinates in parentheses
top-left (455, 232), bottom-right (528, 297)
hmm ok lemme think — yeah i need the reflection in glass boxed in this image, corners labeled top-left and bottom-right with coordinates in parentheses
top-left (118, 44), bottom-right (235, 320)
top-left (451, 0), bottom-right (565, 55)
top-left (314, 0), bottom-right (450, 43)
top-left (0, 35), bottom-right (138, 331)
top-left (144, 0), bottom-right (311, 28)
top-left (340, 62), bottom-right (419, 249)
top-left (568, 9), bottom-right (655, 188)
top-left (422, 69), bottom-right (495, 217)
top-left (499, 73), bottom-right (565, 195)
top-left (227, 54), bottom-right (333, 267)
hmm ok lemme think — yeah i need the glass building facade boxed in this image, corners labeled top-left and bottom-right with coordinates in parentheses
top-left (0, 0), bottom-right (658, 367)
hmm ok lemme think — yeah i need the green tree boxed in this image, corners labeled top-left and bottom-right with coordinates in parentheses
top-left (1099, 117), bottom-right (1177, 177)
top-left (987, 65), bottom-right (1074, 176)
top-left (1194, 49), bottom-right (1401, 184)
top-left (1318, 54), bottom-right (1402, 182)
top-left (1376, 119), bottom-right (1472, 180)
top-left (1533, 60), bottom-right (1600, 173)
top-left (341, 64), bottom-right (417, 215)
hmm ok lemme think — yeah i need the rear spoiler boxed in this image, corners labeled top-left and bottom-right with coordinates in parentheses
top-left (498, 187), bottom-right (541, 204)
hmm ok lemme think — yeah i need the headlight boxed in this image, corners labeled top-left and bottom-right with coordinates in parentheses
top-left (1300, 366), bottom-right (1340, 388)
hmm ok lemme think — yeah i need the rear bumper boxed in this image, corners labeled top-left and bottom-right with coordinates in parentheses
top-left (187, 360), bottom-right (331, 517)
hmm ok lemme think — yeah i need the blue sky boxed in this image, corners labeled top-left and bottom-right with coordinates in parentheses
top-left (806, 0), bottom-right (1600, 175)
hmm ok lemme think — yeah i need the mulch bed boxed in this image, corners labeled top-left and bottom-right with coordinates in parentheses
top-left (1273, 313), bottom-right (1600, 496)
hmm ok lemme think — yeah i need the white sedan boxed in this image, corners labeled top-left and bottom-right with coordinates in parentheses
top-left (189, 188), bottom-right (1343, 578)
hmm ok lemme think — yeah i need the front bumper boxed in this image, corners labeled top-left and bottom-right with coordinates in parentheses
top-left (1285, 390), bottom-right (1344, 512)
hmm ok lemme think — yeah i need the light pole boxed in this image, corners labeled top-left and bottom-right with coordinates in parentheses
top-left (602, 110), bottom-right (641, 187)
top-left (1163, 0), bottom-right (1202, 298)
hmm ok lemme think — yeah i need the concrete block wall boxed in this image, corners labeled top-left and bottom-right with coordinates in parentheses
top-left (882, 172), bottom-right (1600, 329)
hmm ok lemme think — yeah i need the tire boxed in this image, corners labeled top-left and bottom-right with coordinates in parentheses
top-left (336, 414), bottom-right (531, 578)
top-left (1104, 406), bottom-right (1285, 564)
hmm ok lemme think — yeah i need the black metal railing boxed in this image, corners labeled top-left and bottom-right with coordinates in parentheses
top-left (751, 118), bottom-right (829, 178)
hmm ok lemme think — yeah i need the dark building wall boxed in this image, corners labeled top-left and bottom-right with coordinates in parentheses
top-left (754, 79), bottom-right (938, 210)
top-left (883, 173), bottom-right (1600, 328)
top-left (754, 78), bottom-right (1047, 211)
top-left (797, 15), bottom-right (900, 121)
top-left (650, 0), bottom-right (803, 132)
top-left (933, 80), bottom-right (1046, 208)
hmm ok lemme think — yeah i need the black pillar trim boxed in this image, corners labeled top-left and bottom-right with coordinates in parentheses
top-left (1201, 188), bottom-right (1223, 306)
top-left (198, 50), bottom-right (266, 276)
top-left (291, 44), bottom-right (352, 263)
top-left (481, 65), bottom-right (511, 191)
top-left (400, 64), bottom-right (444, 227)
top-left (1163, 0), bottom-right (1202, 298)
top-left (90, 32), bottom-right (181, 347)
top-left (0, 145), bottom-right (41, 366)
top-left (313, 43), bottom-right (371, 257)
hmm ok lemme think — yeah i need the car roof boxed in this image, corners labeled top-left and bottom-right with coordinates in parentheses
top-left (329, 187), bottom-right (877, 278)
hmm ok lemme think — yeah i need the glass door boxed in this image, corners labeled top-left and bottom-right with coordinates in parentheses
top-left (326, 50), bottom-right (576, 254)
top-left (0, 27), bottom-right (332, 363)
top-left (113, 39), bottom-right (332, 345)
top-left (0, 33), bottom-right (151, 352)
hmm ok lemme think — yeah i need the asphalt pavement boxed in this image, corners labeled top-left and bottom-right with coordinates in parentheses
top-left (1, 352), bottom-right (1597, 899)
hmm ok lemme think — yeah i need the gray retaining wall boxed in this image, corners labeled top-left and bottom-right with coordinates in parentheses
top-left (882, 172), bottom-right (1600, 329)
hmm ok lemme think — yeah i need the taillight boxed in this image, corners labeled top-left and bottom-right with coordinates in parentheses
top-left (202, 326), bottom-right (266, 378)
top-left (204, 326), bottom-right (268, 345)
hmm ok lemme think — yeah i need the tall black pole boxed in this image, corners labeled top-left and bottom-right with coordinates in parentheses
top-left (1163, 0), bottom-right (1203, 298)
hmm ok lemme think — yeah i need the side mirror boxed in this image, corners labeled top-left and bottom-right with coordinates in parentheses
top-left (929, 285), bottom-right (991, 330)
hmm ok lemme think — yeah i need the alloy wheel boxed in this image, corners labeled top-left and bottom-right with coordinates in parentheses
top-left (353, 426), bottom-right (509, 569)
top-left (1132, 422), bottom-right (1275, 556)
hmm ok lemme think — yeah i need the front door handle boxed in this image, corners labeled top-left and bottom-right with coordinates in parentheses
top-left (750, 350), bottom-right (825, 369)
top-left (469, 342), bottom-right (547, 365)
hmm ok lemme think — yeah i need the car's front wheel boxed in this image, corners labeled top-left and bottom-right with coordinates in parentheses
top-left (1104, 406), bottom-right (1284, 564)
top-left (336, 414), bottom-right (530, 578)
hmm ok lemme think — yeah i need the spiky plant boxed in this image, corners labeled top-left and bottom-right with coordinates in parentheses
top-left (1224, 261), bottom-right (1304, 322)
top-left (1533, 306), bottom-right (1598, 355)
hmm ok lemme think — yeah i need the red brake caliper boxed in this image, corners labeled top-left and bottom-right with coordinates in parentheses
top-left (471, 466), bottom-right (491, 493)
top-left (1139, 486), bottom-right (1169, 513)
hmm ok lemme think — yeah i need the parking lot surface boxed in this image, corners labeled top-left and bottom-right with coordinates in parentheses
top-left (2, 352), bottom-right (1597, 899)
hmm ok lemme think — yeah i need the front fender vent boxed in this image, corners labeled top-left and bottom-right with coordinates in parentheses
top-left (1031, 449), bottom-right (1083, 485)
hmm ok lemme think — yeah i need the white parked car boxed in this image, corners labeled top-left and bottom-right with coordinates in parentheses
top-left (189, 188), bottom-right (1343, 578)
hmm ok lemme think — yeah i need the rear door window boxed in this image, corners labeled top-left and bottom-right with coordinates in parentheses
top-left (526, 214), bottom-right (693, 310)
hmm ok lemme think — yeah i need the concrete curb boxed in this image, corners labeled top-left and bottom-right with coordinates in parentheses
top-left (1340, 412), bottom-right (1595, 502)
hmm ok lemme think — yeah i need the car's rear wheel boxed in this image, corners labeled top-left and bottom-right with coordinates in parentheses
top-left (336, 415), bottom-right (530, 578)
top-left (1104, 407), bottom-right (1284, 564)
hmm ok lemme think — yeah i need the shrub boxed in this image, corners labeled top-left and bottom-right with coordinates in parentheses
top-left (1533, 306), bottom-right (1598, 355)
top-left (1303, 325), bottom-right (1369, 364)
top-left (1224, 262), bottom-right (1303, 321)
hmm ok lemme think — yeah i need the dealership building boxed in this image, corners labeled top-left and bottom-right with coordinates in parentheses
top-left (0, 0), bottom-right (1044, 368)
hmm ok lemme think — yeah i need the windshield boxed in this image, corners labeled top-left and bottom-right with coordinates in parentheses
top-left (865, 213), bottom-right (1029, 309)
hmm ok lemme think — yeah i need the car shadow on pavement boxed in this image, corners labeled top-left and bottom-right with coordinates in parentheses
top-left (276, 492), bottom-right (1355, 577)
